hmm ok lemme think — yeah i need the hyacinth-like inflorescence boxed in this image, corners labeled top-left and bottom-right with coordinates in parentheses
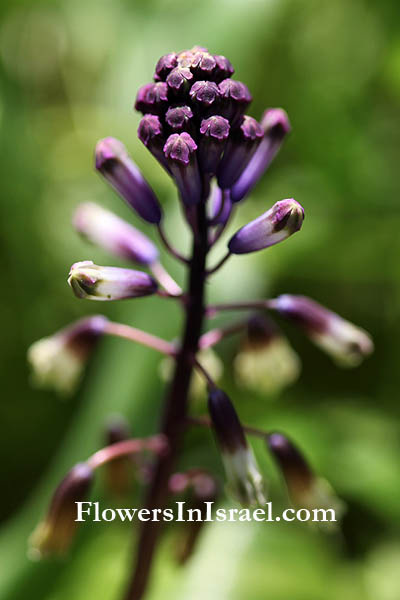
top-left (135, 46), bottom-right (292, 211)
top-left (28, 46), bottom-right (373, 599)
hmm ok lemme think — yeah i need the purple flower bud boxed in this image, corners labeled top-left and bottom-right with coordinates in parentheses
top-left (165, 105), bottom-right (194, 132)
top-left (95, 137), bottom-right (162, 224)
top-left (217, 116), bottom-right (264, 189)
top-left (213, 55), bottom-right (235, 82)
top-left (68, 261), bottom-right (158, 301)
top-left (198, 115), bottom-right (230, 175)
top-left (176, 46), bottom-right (208, 68)
top-left (137, 114), bottom-right (170, 173)
top-left (189, 80), bottom-right (220, 110)
top-left (231, 108), bottom-right (291, 203)
top-left (29, 463), bottom-right (94, 558)
top-left (228, 198), bottom-right (304, 254)
top-left (208, 388), bottom-right (265, 506)
top-left (27, 316), bottom-right (108, 396)
top-left (190, 50), bottom-right (216, 77)
top-left (267, 433), bottom-right (344, 520)
top-left (163, 133), bottom-right (202, 205)
top-left (164, 132), bottom-right (197, 165)
top-left (166, 66), bottom-right (193, 91)
top-left (154, 52), bottom-right (178, 81)
top-left (218, 79), bottom-right (252, 125)
top-left (208, 388), bottom-right (247, 453)
top-left (134, 82), bottom-right (169, 115)
top-left (270, 295), bottom-right (374, 367)
top-left (176, 48), bottom-right (197, 68)
top-left (73, 203), bottom-right (159, 266)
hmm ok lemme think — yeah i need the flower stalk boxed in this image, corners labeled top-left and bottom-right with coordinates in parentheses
top-left (125, 200), bottom-right (209, 600)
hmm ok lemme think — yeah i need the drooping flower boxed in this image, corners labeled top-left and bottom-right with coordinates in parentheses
top-left (208, 388), bottom-right (266, 506)
top-left (270, 294), bottom-right (373, 366)
top-left (267, 432), bottom-right (345, 524)
top-left (29, 463), bottom-right (94, 559)
top-left (27, 316), bottom-right (108, 396)
top-left (234, 315), bottom-right (301, 395)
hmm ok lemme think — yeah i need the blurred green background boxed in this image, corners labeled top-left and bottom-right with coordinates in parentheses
top-left (1, 0), bottom-right (399, 598)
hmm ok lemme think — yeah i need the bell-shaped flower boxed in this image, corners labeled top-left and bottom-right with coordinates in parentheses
top-left (208, 388), bottom-right (266, 506)
top-left (29, 463), bottom-right (94, 558)
top-left (271, 294), bottom-right (373, 367)
top-left (267, 432), bottom-right (345, 525)
top-left (27, 316), bottom-right (108, 396)
top-left (234, 315), bottom-right (301, 395)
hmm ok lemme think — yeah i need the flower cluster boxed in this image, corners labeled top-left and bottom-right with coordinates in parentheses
top-left (28, 46), bottom-right (373, 599)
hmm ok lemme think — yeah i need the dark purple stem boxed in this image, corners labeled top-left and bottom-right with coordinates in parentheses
top-left (124, 201), bottom-right (208, 600)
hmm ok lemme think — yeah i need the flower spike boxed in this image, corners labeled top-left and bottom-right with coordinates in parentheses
top-left (28, 46), bottom-right (374, 595)
top-left (68, 261), bottom-right (158, 301)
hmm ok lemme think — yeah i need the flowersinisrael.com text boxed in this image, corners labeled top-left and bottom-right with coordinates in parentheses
top-left (75, 501), bottom-right (337, 524)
